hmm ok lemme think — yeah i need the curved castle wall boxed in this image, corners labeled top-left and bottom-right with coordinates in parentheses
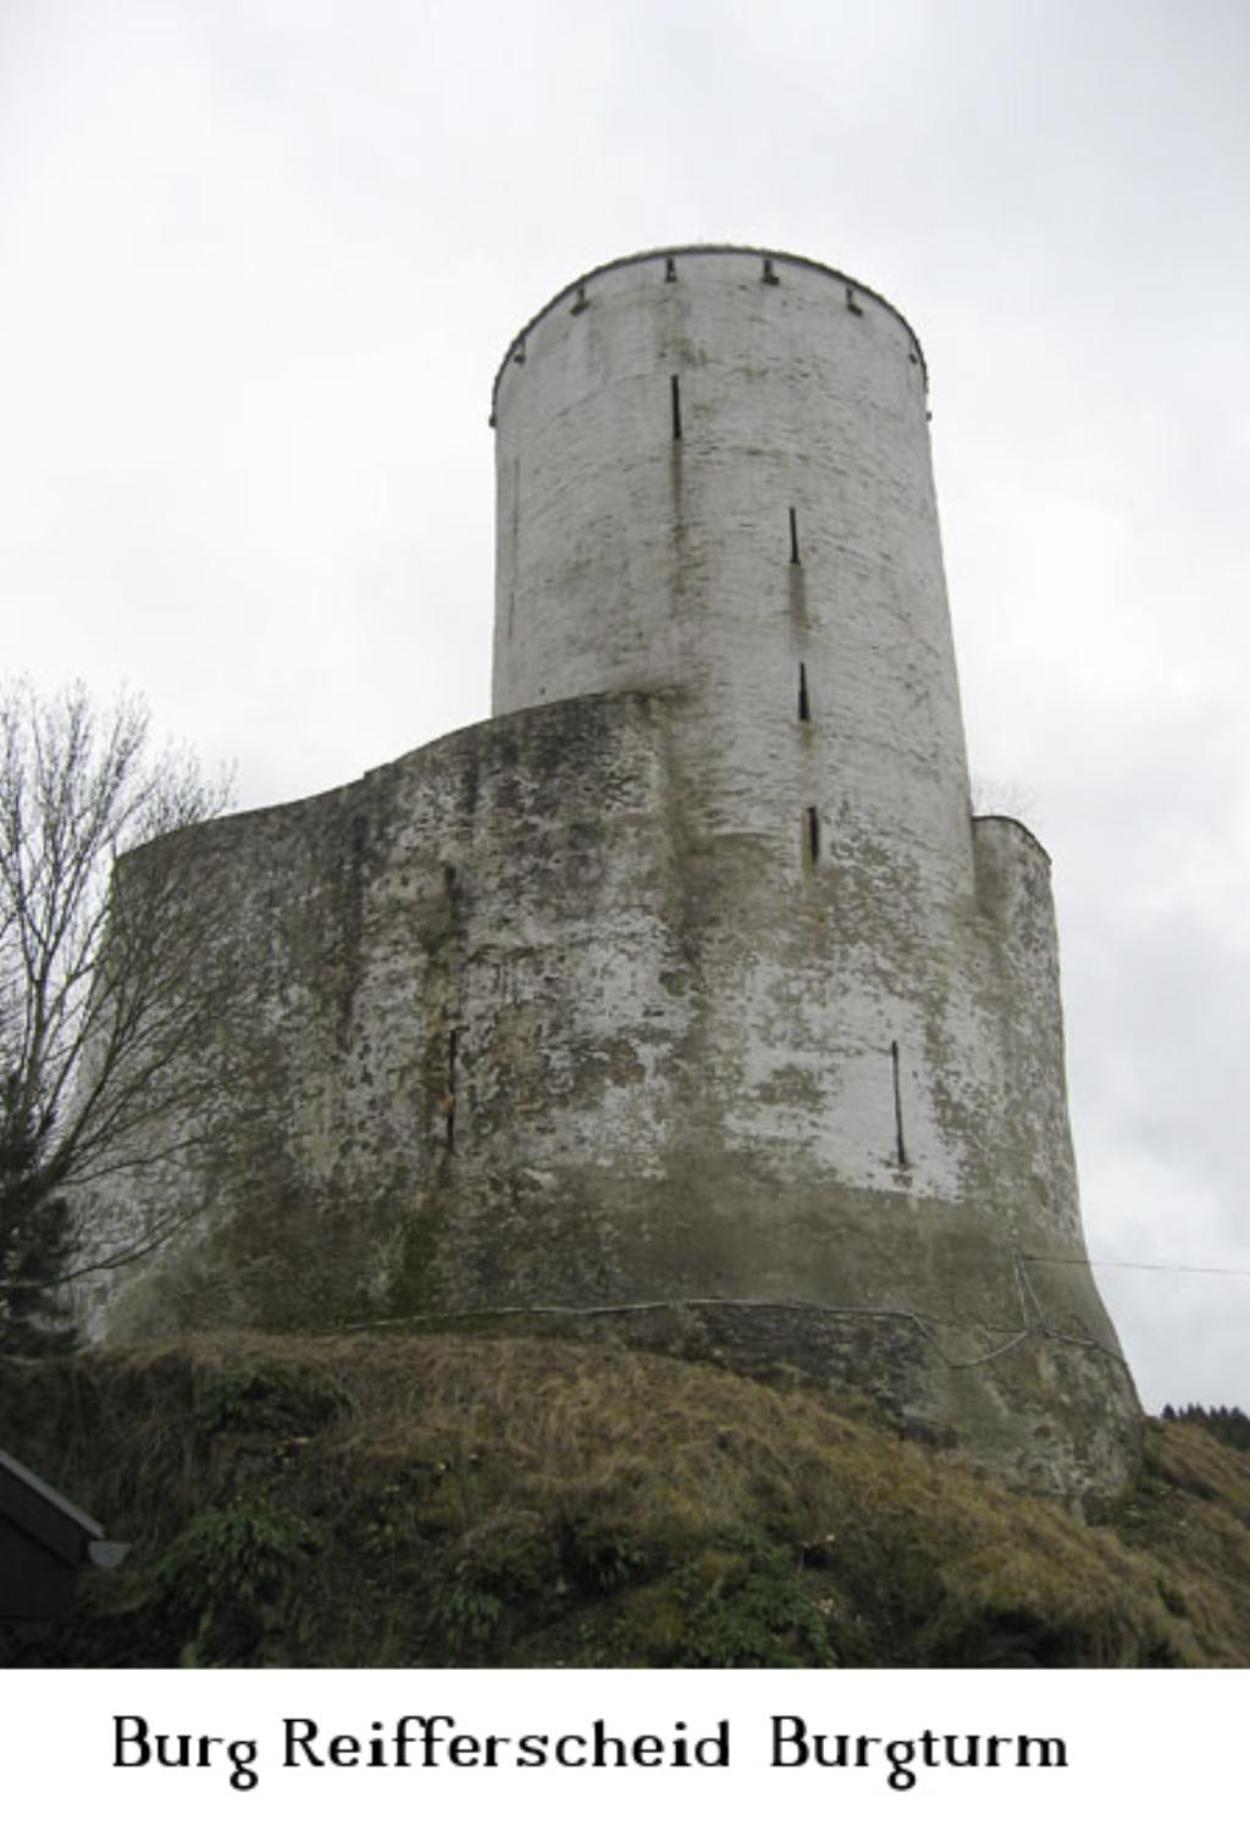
top-left (81, 248), bottom-right (1139, 1502)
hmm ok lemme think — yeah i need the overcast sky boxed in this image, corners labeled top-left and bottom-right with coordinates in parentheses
top-left (2, 0), bottom-right (1246, 1414)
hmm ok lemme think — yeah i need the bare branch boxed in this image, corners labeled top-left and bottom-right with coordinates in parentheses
top-left (0, 677), bottom-right (235, 1352)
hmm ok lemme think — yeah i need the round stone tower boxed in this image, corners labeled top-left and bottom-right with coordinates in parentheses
top-left (487, 246), bottom-right (1140, 1497)
top-left (81, 246), bottom-right (1140, 1504)
top-left (493, 246), bottom-right (967, 885)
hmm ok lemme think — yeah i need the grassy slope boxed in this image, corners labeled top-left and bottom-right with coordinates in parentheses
top-left (1, 1331), bottom-right (1248, 1668)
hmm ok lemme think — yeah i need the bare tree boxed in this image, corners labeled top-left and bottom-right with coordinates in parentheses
top-left (0, 680), bottom-right (233, 1351)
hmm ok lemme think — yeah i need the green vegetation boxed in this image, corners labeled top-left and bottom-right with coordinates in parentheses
top-left (1161, 1404), bottom-right (1250, 1454)
top-left (1, 1331), bottom-right (1248, 1667)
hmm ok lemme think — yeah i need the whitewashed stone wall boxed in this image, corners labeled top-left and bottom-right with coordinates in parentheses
top-left (80, 249), bottom-right (1139, 1502)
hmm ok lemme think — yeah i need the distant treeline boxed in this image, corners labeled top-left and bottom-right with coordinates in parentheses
top-left (1161, 1405), bottom-right (1250, 1453)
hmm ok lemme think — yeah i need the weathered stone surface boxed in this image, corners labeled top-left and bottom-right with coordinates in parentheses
top-left (79, 249), bottom-right (1140, 1505)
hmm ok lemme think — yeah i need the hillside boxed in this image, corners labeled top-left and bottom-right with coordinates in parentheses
top-left (1, 1331), bottom-right (1248, 1667)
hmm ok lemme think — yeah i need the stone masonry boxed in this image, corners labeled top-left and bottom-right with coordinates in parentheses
top-left (81, 248), bottom-right (1140, 1503)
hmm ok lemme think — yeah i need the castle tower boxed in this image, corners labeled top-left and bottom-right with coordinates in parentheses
top-left (492, 250), bottom-right (977, 1204)
top-left (482, 248), bottom-right (1139, 1493)
top-left (83, 247), bottom-right (1139, 1501)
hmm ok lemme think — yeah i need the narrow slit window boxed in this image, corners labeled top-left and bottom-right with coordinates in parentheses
top-left (804, 805), bottom-right (820, 863)
top-left (670, 375), bottom-right (683, 441)
top-left (891, 1040), bottom-right (907, 1167)
top-left (444, 1028), bottom-right (459, 1151)
top-left (845, 285), bottom-right (863, 316)
top-left (798, 664), bottom-right (810, 723)
top-left (762, 257), bottom-right (780, 285)
top-left (789, 506), bottom-right (800, 565)
top-left (665, 255), bottom-right (678, 282)
top-left (570, 284), bottom-right (589, 315)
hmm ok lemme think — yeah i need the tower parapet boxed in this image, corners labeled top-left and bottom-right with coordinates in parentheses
top-left (77, 249), bottom-right (1139, 1503)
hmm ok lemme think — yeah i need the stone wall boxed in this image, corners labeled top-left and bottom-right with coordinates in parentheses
top-left (78, 249), bottom-right (1141, 1503)
top-left (83, 690), bottom-right (1137, 1500)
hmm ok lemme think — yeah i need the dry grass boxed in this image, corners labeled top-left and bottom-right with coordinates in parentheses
top-left (1, 1331), bottom-right (1247, 1667)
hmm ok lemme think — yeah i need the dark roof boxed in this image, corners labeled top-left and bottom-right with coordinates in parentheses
top-left (0, 1444), bottom-right (126, 1569)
